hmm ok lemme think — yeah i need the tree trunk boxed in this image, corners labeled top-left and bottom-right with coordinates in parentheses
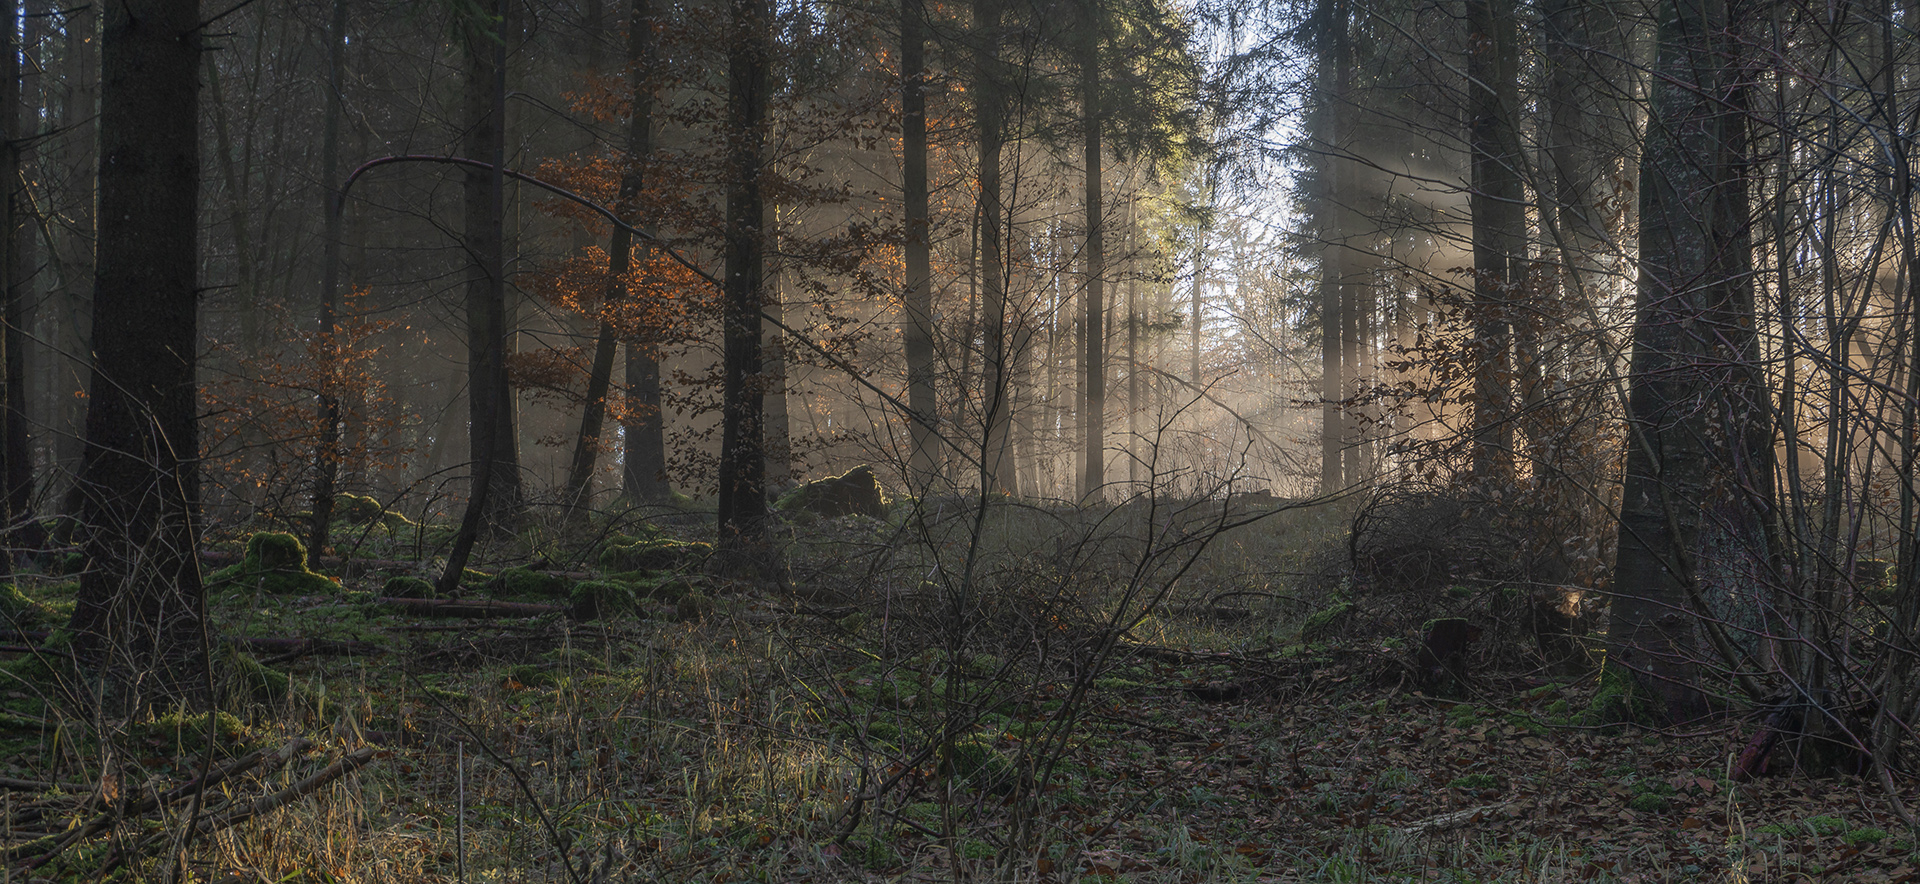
top-left (1606, 0), bottom-right (1766, 724)
top-left (901, 0), bottom-right (940, 490)
top-left (1125, 201), bottom-right (1139, 488)
top-left (763, 202), bottom-right (791, 488)
top-left (462, 0), bottom-right (521, 535)
top-left (308, 0), bottom-right (348, 567)
top-left (716, 0), bottom-right (771, 566)
top-left (1316, 0), bottom-right (1347, 496)
top-left (976, 0), bottom-right (1017, 497)
top-left (619, 0), bottom-right (670, 505)
top-left (1466, 0), bottom-right (1522, 480)
top-left (65, 0), bottom-right (207, 711)
top-left (1079, 24), bottom-right (1105, 504)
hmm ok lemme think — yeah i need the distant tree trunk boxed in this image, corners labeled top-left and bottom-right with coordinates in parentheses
top-left (461, 0), bottom-right (521, 534)
top-left (65, 0), bottom-right (206, 710)
top-left (1079, 19), bottom-right (1106, 503)
top-left (976, 0), bottom-right (1017, 497)
top-left (52, 2), bottom-right (96, 499)
top-left (715, 0), bottom-right (771, 565)
top-left (620, 0), bottom-right (670, 504)
top-left (1316, 0), bottom-right (1347, 496)
top-left (308, 0), bottom-right (348, 567)
top-left (0, 0), bottom-right (25, 558)
top-left (1605, 0), bottom-right (1766, 724)
top-left (1126, 201), bottom-right (1140, 488)
top-left (1465, 0), bottom-right (1522, 480)
top-left (763, 201), bottom-right (792, 488)
top-left (901, 0), bottom-right (941, 490)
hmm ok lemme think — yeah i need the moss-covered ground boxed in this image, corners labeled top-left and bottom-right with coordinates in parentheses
top-left (0, 500), bottom-right (1914, 882)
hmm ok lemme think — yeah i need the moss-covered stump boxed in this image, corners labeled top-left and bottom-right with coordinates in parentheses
top-left (335, 493), bottom-right (415, 532)
top-left (207, 532), bottom-right (339, 595)
top-left (598, 537), bottom-right (713, 572)
top-left (775, 465), bottom-right (891, 519)
top-left (490, 566), bottom-right (574, 600)
top-left (570, 580), bottom-right (639, 620)
top-left (381, 575), bottom-right (439, 599)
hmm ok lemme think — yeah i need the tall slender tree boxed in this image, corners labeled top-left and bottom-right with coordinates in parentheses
top-left (1079, 0), bottom-right (1108, 502)
top-left (308, 0), bottom-right (349, 565)
top-left (621, 0), bottom-right (672, 504)
top-left (462, 0), bottom-right (521, 533)
top-left (1465, 0), bottom-right (1522, 480)
top-left (901, 0), bottom-right (941, 490)
top-left (716, 0), bottom-right (772, 563)
top-left (976, 0), bottom-right (1018, 496)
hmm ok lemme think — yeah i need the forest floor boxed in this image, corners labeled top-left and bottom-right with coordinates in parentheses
top-left (1, 498), bottom-right (1917, 883)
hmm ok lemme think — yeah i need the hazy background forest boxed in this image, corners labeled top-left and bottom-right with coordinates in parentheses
top-left (5, 0), bottom-right (1920, 877)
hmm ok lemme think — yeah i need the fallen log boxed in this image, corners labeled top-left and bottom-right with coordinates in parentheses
top-left (1398, 802), bottom-right (1512, 836)
top-left (373, 597), bottom-right (567, 619)
top-left (232, 636), bottom-right (384, 658)
top-left (194, 746), bottom-right (378, 835)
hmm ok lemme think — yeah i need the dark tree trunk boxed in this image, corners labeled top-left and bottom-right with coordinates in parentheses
top-left (65, 0), bottom-right (207, 711)
top-left (308, 0), bottom-right (348, 567)
top-left (1316, 0), bottom-right (1347, 496)
top-left (715, 0), bottom-right (771, 566)
top-left (620, 0), bottom-right (670, 504)
top-left (976, 0), bottom-right (1016, 497)
top-left (462, 0), bottom-right (521, 534)
top-left (1466, 0), bottom-right (1522, 480)
top-left (901, 0), bottom-right (940, 490)
top-left (0, 0), bottom-right (20, 565)
top-left (1606, 0), bottom-right (1767, 724)
top-left (1079, 18), bottom-right (1105, 503)
top-left (2, 0), bottom-right (29, 549)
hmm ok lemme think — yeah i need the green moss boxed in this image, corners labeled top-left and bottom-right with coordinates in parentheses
top-left (1578, 663), bottom-right (1662, 728)
top-left (1300, 599), bottom-right (1354, 642)
top-left (1627, 793), bottom-right (1670, 812)
top-left (1806, 815), bottom-right (1848, 837)
top-left (569, 580), bottom-right (639, 620)
top-left (223, 650), bottom-right (292, 705)
top-left (774, 465), bottom-right (892, 519)
top-left (336, 493), bottom-right (384, 524)
top-left (494, 566), bottom-right (572, 600)
top-left (1448, 773), bottom-right (1498, 790)
top-left (504, 664), bottom-right (555, 688)
top-left (131, 709), bottom-right (252, 757)
top-left (0, 584), bottom-right (52, 628)
top-left (49, 551), bottom-right (86, 576)
top-left (845, 834), bottom-right (898, 870)
top-left (381, 576), bottom-right (438, 599)
top-left (1845, 827), bottom-right (1889, 845)
top-left (939, 734), bottom-right (1018, 792)
top-left (208, 532), bottom-right (339, 595)
top-left (598, 538), bottom-right (712, 573)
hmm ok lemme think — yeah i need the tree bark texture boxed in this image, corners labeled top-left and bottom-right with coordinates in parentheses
top-left (308, 0), bottom-right (348, 566)
top-left (1080, 19), bottom-right (1105, 503)
top-left (66, 0), bottom-right (207, 710)
top-left (1466, 0), bottom-right (1522, 480)
top-left (462, 0), bottom-right (522, 534)
top-left (716, 0), bottom-right (771, 560)
top-left (621, 0), bottom-right (671, 504)
top-left (1607, 0), bottom-right (1769, 723)
top-left (901, 0), bottom-right (940, 490)
top-left (975, 0), bottom-right (1017, 497)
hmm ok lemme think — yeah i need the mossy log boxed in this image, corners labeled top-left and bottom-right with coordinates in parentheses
top-left (373, 597), bottom-right (566, 618)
